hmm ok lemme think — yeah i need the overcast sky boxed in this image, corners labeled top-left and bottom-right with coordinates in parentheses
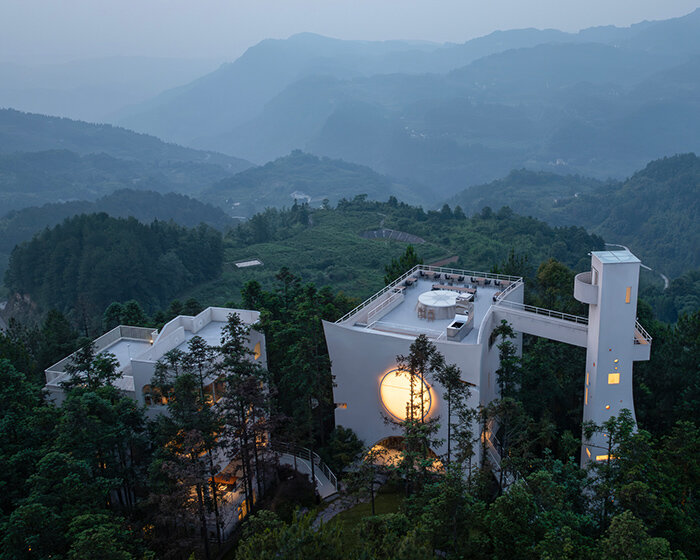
top-left (2, 0), bottom-right (698, 64)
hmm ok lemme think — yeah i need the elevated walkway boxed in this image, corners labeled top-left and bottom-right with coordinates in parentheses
top-left (273, 442), bottom-right (339, 500)
top-left (493, 300), bottom-right (588, 347)
top-left (492, 300), bottom-right (651, 359)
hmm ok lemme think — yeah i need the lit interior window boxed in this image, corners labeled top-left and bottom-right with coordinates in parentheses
top-left (336, 402), bottom-right (347, 409)
top-left (596, 454), bottom-right (613, 461)
top-left (586, 447), bottom-right (591, 458)
top-left (253, 342), bottom-right (261, 360)
top-left (625, 287), bottom-right (631, 303)
top-left (608, 373), bottom-right (620, 384)
top-left (584, 387), bottom-right (588, 405)
top-left (586, 372), bottom-right (589, 385)
top-left (380, 369), bottom-right (432, 420)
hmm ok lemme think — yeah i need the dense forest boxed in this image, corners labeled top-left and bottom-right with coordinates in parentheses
top-left (0, 189), bottom-right (234, 284)
top-left (0, 244), bottom-right (697, 559)
top-left (4, 213), bottom-right (223, 327)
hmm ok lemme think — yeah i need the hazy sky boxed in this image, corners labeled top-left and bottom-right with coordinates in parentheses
top-left (2, 0), bottom-right (698, 64)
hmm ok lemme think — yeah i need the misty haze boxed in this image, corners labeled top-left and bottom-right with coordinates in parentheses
top-left (0, 3), bottom-right (698, 559)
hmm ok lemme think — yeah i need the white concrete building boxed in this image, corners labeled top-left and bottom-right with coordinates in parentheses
top-left (324, 250), bottom-right (652, 473)
top-left (44, 306), bottom-right (267, 412)
top-left (324, 266), bottom-right (525, 468)
top-left (574, 251), bottom-right (651, 466)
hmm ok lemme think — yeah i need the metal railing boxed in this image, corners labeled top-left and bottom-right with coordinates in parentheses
top-left (494, 277), bottom-right (523, 302)
top-left (271, 442), bottom-right (338, 491)
top-left (494, 299), bottom-right (589, 325)
top-left (336, 264), bottom-right (522, 324)
top-left (634, 320), bottom-right (653, 345)
top-left (366, 291), bottom-right (404, 324)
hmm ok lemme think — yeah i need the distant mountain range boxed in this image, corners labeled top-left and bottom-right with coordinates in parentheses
top-left (112, 9), bottom-right (700, 193)
top-left (0, 109), bottom-right (252, 211)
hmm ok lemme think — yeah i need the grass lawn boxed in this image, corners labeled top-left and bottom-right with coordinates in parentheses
top-left (332, 489), bottom-right (404, 527)
top-left (329, 488), bottom-right (404, 551)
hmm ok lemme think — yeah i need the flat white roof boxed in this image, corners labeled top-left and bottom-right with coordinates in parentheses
top-left (368, 278), bottom-right (501, 344)
top-left (338, 265), bottom-right (522, 345)
top-left (593, 250), bottom-right (640, 264)
top-left (235, 259), bottom-right (263, 268)
top-left (175, 320), bottom-right (226, 352)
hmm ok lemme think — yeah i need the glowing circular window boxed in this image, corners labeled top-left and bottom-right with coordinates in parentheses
top-left (380, 369), bottom-right (432, 420)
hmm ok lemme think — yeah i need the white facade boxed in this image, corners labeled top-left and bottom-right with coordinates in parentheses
top-left (323, 265), bottom-right (525, 466)
top-left (575, 250), bottom-right (651, 466)
top-left (44, 306), bottom-right (267, 413)
top-left (324, 251), bottom-right (652, 474)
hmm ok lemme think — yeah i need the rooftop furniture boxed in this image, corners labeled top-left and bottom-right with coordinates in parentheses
top-left (432, 283), bottom-right (476, 294)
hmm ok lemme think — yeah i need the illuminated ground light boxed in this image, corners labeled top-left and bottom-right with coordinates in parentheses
top-left (379, 369), bottom-right (432, 420)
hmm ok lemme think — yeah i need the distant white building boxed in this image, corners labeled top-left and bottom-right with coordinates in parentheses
top-left (44, 306), bottom-right (267, 413)
top-left (323, 250), bottom-right (651, 473)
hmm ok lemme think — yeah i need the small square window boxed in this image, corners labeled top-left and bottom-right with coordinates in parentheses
top-left (608, 373), bottom-right (620, 385)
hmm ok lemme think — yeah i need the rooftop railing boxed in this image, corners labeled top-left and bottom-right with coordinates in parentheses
top-left (336, 264), bottom-right (522, 324)
top-left (493, 299), bottom-right (589, 325)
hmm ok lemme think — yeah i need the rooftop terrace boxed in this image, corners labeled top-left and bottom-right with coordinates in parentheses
top-left (337, 265), bottom-right (523, 344)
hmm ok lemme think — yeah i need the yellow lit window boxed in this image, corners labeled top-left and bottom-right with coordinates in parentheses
top-left (625, 287), bottom-right (631, 303)
top-left (336, 402), bottom-right (347, 409)
top-left (586, 372), bottom-right (589, 385)
top-left (585, 447), bottom-right (591, 458)
top-left (380, 369), bottom-right (432, 420)
top-left (253, 342), bottom-right (261, 360)
top-left (596, 454), bottom-right (614, 461)
top-left (584, 387), bottom-right (588, 405)
top-left (608, 373), bottom-right (620, 384)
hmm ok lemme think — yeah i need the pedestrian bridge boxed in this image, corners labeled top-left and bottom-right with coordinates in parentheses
top-left (492, 300), bottom-right (651, 361)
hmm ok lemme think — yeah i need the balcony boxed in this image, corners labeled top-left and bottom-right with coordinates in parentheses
top-left (632, 320), bottom-right (652, 361)
top-left (574, 271), bottom-right (598, 305)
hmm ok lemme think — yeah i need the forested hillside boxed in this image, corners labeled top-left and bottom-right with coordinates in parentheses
top-left (449, 153), bottom-right (700, 277)
top-left (0, 109), bottom-right (251, 170)
top-left (0, 189), bottom-right (234, 282)
top-left (4, 214), bottom-right (223, 323)
top-left (185, 197), bottom-right (603, 306)
top-left (201, 150), bottom-right (424, 216)
top-left (0, 149), bottom-right (247, 213)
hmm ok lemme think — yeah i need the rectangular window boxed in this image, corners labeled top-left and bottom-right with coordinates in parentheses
top-left (584, 387), bottom-right (588, 405)
top-left (586, 447), bottom-right (591, 458)
top-left (336, 403), bottom-right (347, 409)
top-left (586, 372), bottom-right (589, 385)
top-left (625, 287), bottom-right (631, 303)
top-left (596, 454), bottom-right (612, 461)
top-left (608, 373), bottom-right (620, 384)
top-left (592, 267), bottom-right (599, 285)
